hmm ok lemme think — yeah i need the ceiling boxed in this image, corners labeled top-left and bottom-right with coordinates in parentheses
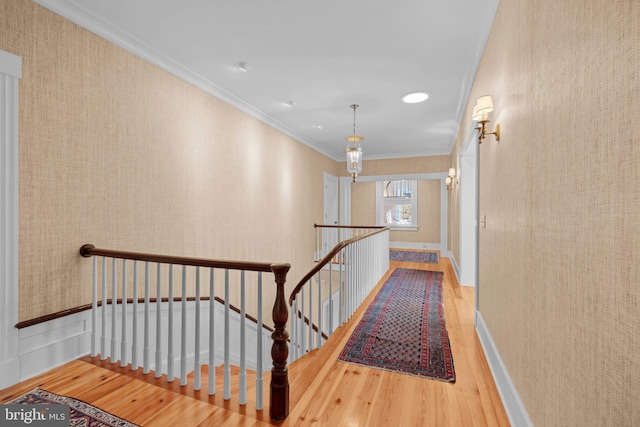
top-left (35, 0), bottom-right (499, 161)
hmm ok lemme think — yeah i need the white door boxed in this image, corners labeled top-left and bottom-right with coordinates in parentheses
top-left (324, 172), bottom-right (339, 225)
top-left (323, 173), bottom-right (339, 257)
top-left (0, 49), bottom-right (22, 389)
top-left (460, 128), bottom-right (478, 288)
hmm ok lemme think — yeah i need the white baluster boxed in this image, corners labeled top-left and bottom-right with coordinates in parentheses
top-left (308, 276), bottom-right (313, 350)
top-left (194, 267), bottom-right (201, 390)
top-left (356, 243), bottom-right (360, 306)
top-left (143, 262), bottom-right (150, 374)
top-left (348, 246), bottom-right (353, 318)
top-left (329, 261), bottom-right (333, 333)
top-left (208, 268), bottom-right (216, 395)
top-left (360, 242), bottom-right (364, 301)
top-left (239, 271), bottom-right (246, 405)
top-left (351, 244), bottom-right (355, 310)
top-left (209, 268), bottom-right (215, 395)
top-left (256, 272), bottom-right (263, 410)
top-left (180, 265), bottom-right (187, 386)
top-left (289, 302), bottom-right (297, 363)
top-left (344, 249), bottom-right (349, 320)
top-left (91, 256), bottom-right (97, 357)
top-left (167, 264), bottom-right (174, 382)
top-left (352, 244), bottom-right (356, 317)
top-left (223, 269), bottom-right (230, 400)
top-left (120, 259), bottom-right (127, 367)
top-left (316, 275), bottom-right (322, 348)
top-left (132, 261), bottom-right (138, 370)
top-left (300, 286), bottom-right (305, 354)
top-left (155, 263), bottom-right (162, 378)
top-left (295, 297), bottom-right (302, 358)
top-left (111, 258), bottom-right (117, 362)
top-left (368, 237), bottom-right (372, 292)
top-left (290, 301), bottom-right (297, 361)
top-left (339, 248), bottom-right (344, 325)
top-left (101, 257), bottom-right (107, 360)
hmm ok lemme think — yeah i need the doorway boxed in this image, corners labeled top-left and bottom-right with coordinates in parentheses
top-left (323, 172), bottom-right (339, 226)
top-left (323, 172), bottom-right (339, 257)
top-left (459, 129), bottom-right (478, 287)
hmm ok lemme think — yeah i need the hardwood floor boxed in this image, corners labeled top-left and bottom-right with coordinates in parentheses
top-left (0, 254), bottom-right (510, 426)
top-left (285, 255), bottom-right (509, 426)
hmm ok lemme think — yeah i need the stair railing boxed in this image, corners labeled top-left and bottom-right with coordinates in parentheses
top-left (79, 244), bottom-right (291, 421)
top-left (315, 223), bottom-right (384, 261)
top-left (289, 226), bottom-right (389, 361)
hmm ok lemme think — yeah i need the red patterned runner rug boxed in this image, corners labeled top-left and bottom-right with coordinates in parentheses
top-left (389, 249), bottom-right (439, 264)
top-left (338, 268), bottom-right (455, 382)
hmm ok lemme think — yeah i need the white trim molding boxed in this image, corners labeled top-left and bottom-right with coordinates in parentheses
top-left (448, 253), bottom-right (461, 283)
top-left (349, 172), bottom-right (449, 254)
top-left (476, 311), bottom-right (533, 427)
top-left (389, 241), bottom-right (442, 252)
top-left (0, 49), bottom-right (22, 390)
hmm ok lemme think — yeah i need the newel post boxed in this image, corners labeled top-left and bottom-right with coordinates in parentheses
top-left (269, 263), bottom-right (291, 421)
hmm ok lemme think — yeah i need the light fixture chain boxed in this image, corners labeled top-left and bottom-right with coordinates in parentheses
top-left (351, 104), bottom-right (359, 136)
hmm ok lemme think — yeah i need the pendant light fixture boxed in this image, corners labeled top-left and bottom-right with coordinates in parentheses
top-left (345, 104), bottom-right (363, 182)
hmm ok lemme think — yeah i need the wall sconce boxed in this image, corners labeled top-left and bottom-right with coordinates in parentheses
top-left (472, 95), bottom-right (501, 144)
top-left (446, 168), bottom-right (458, 190)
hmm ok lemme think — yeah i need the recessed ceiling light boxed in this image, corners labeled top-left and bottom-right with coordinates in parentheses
top-left (236, 61), bottom-right (251, 72)
top-left (401, 92), bottom-right (430, 103)
top-left (314, 124), bottom-right (324, 130)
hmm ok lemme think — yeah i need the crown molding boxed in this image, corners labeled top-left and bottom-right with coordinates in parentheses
top-left (33, 0), bottom-right (338, 161)
top-left (355, 149), bottom-right (452, 161)
top-left (448, 0), bottom-right (500, 152)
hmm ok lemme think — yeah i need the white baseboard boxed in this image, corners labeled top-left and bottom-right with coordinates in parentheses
top-left (475, 311), bottom-right (533, 427)
top-left (389, 241), bottom-right (442, 251)
top-left (449, 253), bottom-right (461, 283)
top-left (0, 358), bottom-right (21, 390)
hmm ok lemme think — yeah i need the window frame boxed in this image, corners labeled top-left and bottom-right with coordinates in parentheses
top-left (375, 179), bottom-right (419, 230)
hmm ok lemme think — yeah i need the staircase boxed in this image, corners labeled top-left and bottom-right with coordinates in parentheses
top-left (75, 225), bottom-right (389, 422)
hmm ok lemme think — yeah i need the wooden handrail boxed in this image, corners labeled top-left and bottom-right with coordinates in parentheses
top-left (15, 296), bottom-right (275, 332)
top-left (288, 226), bottom-right (389, 306)
top-left (314, 223), bottom-right (385, 229)
top-left (80, 244), bottom-right (276, 273)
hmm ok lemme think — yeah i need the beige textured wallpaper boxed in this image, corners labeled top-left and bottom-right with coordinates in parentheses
top-left (350, 182), bottom-right (377, 226)
top-left (450, 0), bottom-right (640, 425)
top-left (1, 0), bottom-right (339, 321)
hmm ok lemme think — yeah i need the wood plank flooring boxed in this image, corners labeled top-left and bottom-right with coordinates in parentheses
top-left (0, 253), bottom-right (510, 426)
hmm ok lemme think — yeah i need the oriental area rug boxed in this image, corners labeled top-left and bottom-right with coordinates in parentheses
top-left (5, 388), bottom-right (139, 427)
top-left (338, 268), bottom-right (455, 382)
top-left (389, 249), bottom-right (439, 264)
